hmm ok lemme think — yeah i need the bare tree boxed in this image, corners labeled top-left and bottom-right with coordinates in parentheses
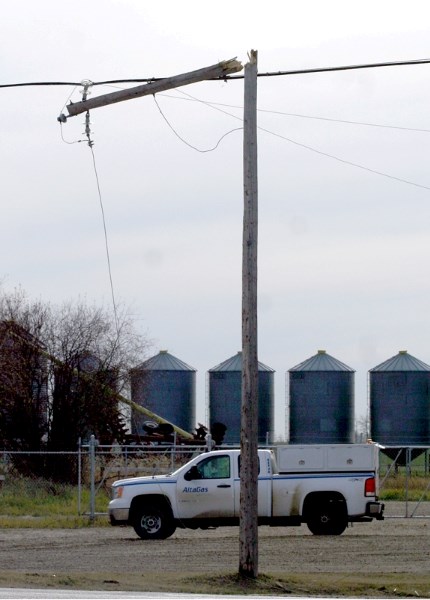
top-left (355, 413), bottom-right (369, 443)
top-left (0, 286), bottom-right (151, 479)
top-left (45, 299), bottom-right (151, 453)
top-left (0, 287), bottom-right (50, 450)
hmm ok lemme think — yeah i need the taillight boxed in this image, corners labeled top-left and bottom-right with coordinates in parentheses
top-left (365, 477), bottom-right (376, 497)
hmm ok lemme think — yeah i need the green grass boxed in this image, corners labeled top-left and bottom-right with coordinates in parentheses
top-left (380, 474), bottom-right (430, 501)
top-left (379, 454), bottom-right (430, 500)
top-left (1, 468), bottom-right (429, 528)
top-left (0, 515), bottom-right (109, 528)
top-left (2, 570), bottom-right (430, 597)
top-left (0, 475), bottom-right (110, 527)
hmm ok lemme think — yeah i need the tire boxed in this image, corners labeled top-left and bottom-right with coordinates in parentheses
top-left (132, 504), bottom-right (176, 540)
top-left (306, 498), bottom-right (347, 536)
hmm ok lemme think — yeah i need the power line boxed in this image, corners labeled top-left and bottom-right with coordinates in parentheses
top-left (57, 83), bottom-right (120, 336)
top-left (258, 124), bottom-right (430, 191)
top-left (89, 145), bottom-right (120, 335)
top-left (55, 75), bottom-right (430, 195)
top-left (93, 84), bottom-right (430, 134)
top-left (153, 95), bottom-right (242, 152)
top-left (2, 57), bottom-right (430, 89)
top-left (58, 85), bottom-right (86, 144)
top-left (226, 57), bottom-right (430, 79)
top-left (59, 122), bottom-right (84, 145)
top-left (0, 81), bottom-right (82, 88)
top-left (254, 109), bottom-right (430, 133)
top-left (176, 88), bottom-right (430, 192)
top-left (159, 93), bottom-right (430, 133)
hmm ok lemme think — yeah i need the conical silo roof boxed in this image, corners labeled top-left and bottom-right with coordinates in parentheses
top-left (134, 350), bottom-right (196, 371)
top-left (209, 351), bottom-right (275, 372)
top-left (370, 350), bottom-right (430, 372)
top-left (289, 350), bottom-right (354, 372)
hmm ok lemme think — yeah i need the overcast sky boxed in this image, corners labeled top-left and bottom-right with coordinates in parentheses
top-left (2, 0), bottom-right (430, 438)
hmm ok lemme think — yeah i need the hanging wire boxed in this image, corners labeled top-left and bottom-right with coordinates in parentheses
top-left (59, 122), bottom-right (85, 145)
top-left (152, 94), bottom-right (242, 152)
top-left (158, 93), bottom-right (430, 134)
top-left (58, 80), bottom-right (120, 336)
top-left (88, 144), bottom-right (120, 336)
top-left (257, 123), bottom-right (430, 191)
top-left (58, 85), bottom-right (87, 144)
top-left (176, 89), bottom-right (430, 192)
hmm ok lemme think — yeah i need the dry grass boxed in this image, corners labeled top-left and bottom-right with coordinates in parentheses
top-left (0, 570), bottom-right (429, 597)
top-left (380, 474), bottom-right (430, 501)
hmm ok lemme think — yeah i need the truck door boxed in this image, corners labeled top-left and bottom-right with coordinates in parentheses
top-left (176, 454), bottom-right (235, 519)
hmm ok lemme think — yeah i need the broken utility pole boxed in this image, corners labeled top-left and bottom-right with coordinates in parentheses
top-left (239, 49), bottom-right (259, 579)
top-left (64, 58), bottom-right (243, 118)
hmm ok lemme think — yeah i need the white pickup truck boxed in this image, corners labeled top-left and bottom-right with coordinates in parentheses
top-left (108, 443), bottom-right (384, 539)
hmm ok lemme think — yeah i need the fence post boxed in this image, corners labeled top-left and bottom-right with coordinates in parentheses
top-left (405, 447), bottom-right (411, 518)
top-left (171, 432), bottom-right (177, 471)
top-left (77, 437), bottom-right (82, 516)
top-left (89, 435), bottom-right (97, 522)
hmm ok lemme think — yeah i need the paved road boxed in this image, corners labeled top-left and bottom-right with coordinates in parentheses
top-left (0, 590), bottom-right (316, 600)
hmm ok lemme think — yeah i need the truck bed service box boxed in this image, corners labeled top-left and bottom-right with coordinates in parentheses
top-left (276, 444), bottom-right (379, 473)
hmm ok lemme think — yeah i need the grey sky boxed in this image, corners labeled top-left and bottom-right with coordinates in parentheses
top-left (2, 0), bottom-right (430, 437)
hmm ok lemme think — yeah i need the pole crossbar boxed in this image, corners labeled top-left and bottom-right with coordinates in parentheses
top-left (66, 58), bottom-right (243, 117)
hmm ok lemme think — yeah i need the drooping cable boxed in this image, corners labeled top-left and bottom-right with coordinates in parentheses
top-left (59, 122), bottom-right (85, 145)
top-left (152, 94), bottom-right (242, 152)
top-left (77, 81), bottom-right (120, 335)
top-left (176, 89), bottom-right (430, 192)
top-left (58, 85), bottom-right (87, 144)
top-left (88, 144), bottom-right (120, 336)
top-left (257, 124), bottom-right (430, 191)
top-left (158, 93), bottom-right (430, 134)
top-left (58, 82), bottom-right (120, 335)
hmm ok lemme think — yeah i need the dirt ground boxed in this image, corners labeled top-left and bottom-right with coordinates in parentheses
top-left (0, 503), bottom-right (429, 596)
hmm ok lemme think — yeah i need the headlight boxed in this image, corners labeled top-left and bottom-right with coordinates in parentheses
top-left (112, 485), bottom-right (123, 500)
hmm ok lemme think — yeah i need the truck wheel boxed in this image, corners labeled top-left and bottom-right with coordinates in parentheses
top-left (132, 505), bottom-right (176, 540)
top-left (306, 500), bottom-right (347, 536)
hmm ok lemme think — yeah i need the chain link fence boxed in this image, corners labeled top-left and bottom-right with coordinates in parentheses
top-left (82, 436), bottom-right (208, 519)
top-left (1, 442), bottom-right (429, 521)
top-left (378, 445), bottom-right (430, 518)
top-left (0, 437), bottom-right (208, 521)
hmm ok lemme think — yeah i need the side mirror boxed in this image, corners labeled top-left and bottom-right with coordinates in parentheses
top-left (184, 466), bottom-right (201, 481)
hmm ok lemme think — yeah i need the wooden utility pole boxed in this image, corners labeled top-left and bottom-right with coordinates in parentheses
top-left (64, 59), bottom-right (242, 118)
top-left (239, 49), bottom-right (259, 579)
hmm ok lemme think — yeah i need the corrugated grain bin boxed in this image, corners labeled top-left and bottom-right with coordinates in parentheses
top-left (130, 350), bottom-right (196, 435)
top-left (369, 350), bottom-right (430, 447)
top-left (209, 351), bottom-right (275, 444)
top-left (288, 350), bottom-right (355, 444)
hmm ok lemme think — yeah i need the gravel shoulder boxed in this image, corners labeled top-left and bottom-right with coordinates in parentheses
top-left (0, 503), bottom-right (429, 596)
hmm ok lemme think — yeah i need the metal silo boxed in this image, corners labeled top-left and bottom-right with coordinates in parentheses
top-left (130, 350), bottom-right (196, 435)
top-left (288, 350), bottom-right (355, 444)
top-left (369, 350), bottom-right (430, 448)
top-left (208, 351), bottom-right (275, 445)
